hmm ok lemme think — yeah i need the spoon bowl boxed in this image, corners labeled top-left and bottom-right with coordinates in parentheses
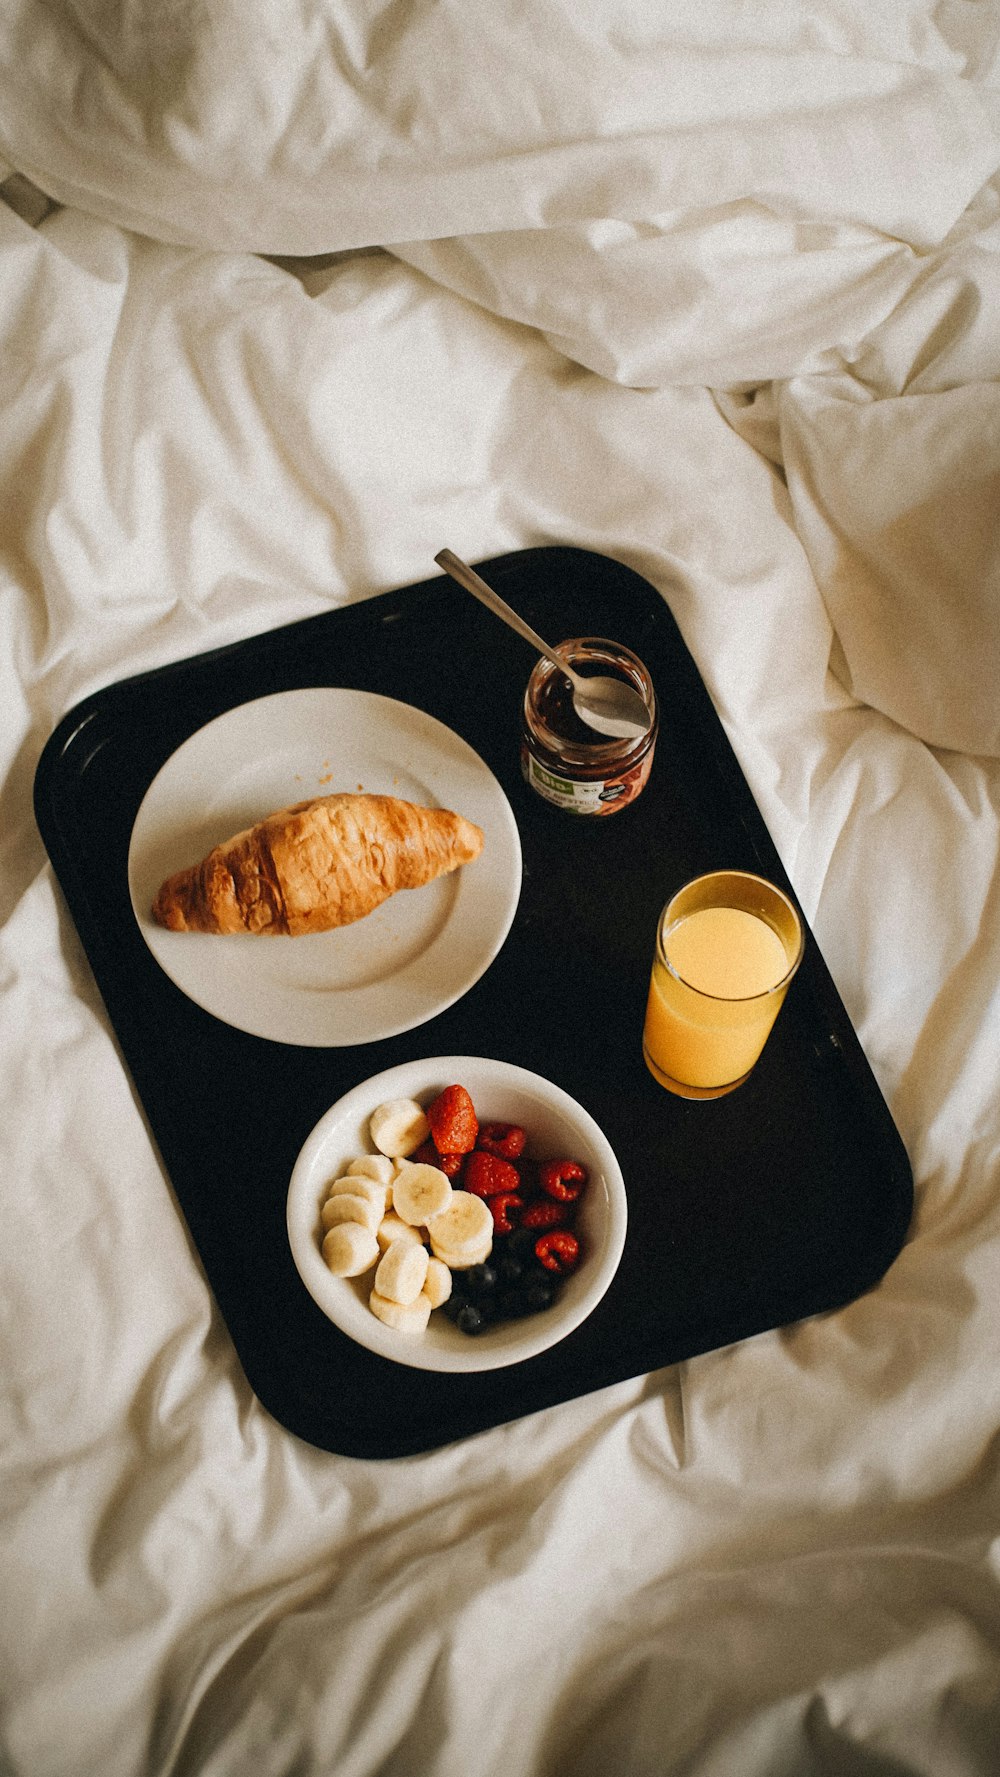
top-left (434, 550), bottom-right (653, 741)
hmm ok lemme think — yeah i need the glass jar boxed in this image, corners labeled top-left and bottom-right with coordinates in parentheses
top-left (520, 637), bottom-right (658, 815)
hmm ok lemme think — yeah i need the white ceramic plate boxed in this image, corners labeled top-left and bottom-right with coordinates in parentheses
top-left (127, 690), bottom-right (521, 1045)
top-left (286, 1056), bottom-right (628, 1372)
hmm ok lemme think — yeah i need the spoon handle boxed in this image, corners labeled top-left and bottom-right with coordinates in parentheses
top-left (434, 550), bottom-right (573, 680)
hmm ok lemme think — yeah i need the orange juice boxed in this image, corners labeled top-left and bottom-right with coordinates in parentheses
top-left (643, 872), bottom-right (803, 1098)
top-left (666, 906), bottom-right (789, 1000)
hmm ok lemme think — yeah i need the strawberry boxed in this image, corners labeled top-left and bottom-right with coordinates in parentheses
top-left (465, 1150), bottom-right (520, 1199)
top-left (426, 1084), bottom-right (478, 1155)
top-left (538, 1159), bottom-right (587, 1202)
top-left (477, 1121), bottom-right (527, 1160)
top-left (534, 1230), bottom-right (580, 1274)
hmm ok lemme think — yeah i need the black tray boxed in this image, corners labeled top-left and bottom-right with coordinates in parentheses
top-left (33, 547), bottom-right (913, 1458)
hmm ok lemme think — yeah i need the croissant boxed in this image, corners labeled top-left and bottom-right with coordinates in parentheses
top-left (151, 793), bottom-right (484, 935)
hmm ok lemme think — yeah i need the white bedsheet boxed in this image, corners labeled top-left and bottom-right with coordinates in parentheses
top-left (1, 4), bottom-right (1000, 1774)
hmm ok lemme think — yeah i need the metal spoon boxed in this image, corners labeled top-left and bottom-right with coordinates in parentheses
top-left (434, 550), bottom-right (652, 741)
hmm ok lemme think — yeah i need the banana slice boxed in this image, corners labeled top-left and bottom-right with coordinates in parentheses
top-left (369, 1288), bottom-right (433, 1334)
top-left (391, 1162), bottom-right (453, 1227)
top-left (346, 1155), bottom-right (396, 1188)
top-left (428, 1236), bottom-right (493, 1271)
top-left (325, 1174), bottom-right (387, 1218)
top-left (369, 1098), bottom-right (430, 1158)
top-left (423, 1256), bottom-right (453, 1308)
top-left (320, 1190), bottom-right (382, 1235)
top-left (376, 1212), bottom-right (425, 1252)
top-left (374, 1239), bottom-right (429, 1306)
top-left (321, 1221), bottom-right (380, 1277)
top-left (426, 1190), bottom-right (493, 1259)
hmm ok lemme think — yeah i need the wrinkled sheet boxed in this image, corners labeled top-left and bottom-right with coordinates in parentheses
top-left (2, 4), bottom-right (1000, 1774)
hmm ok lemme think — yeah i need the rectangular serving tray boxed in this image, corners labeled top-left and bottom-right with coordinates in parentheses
top-left (33, 547), bottom-right (913, 1458)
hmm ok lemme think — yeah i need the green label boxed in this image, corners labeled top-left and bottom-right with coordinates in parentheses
top-left (526, 755), bottom-right (603, 810)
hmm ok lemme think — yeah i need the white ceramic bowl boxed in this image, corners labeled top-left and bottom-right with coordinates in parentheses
top-left (287, 1055), bottom-right (628, 1372)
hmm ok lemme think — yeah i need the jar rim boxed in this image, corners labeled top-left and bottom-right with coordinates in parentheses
top-left (523, 637), bottom-right (657, 764)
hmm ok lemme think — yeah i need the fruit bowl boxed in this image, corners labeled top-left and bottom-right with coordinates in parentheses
top-left (286, 1055), bottom-right (628, 1372)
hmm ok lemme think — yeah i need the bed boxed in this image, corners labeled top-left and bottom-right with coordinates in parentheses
top-left (2, 4), bottom-right (999, 1773)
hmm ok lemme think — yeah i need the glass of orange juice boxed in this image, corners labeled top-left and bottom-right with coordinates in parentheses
top-left (643, 870), bottom-right (804, 1099)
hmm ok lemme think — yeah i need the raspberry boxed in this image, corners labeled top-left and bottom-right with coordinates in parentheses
top-left (477, 1121), bottom-right (527, 1160)
top-left (538, 1159), bottom-right (587, 1202)
top-left (426, 1084), bottom-right (478, 1155)
top-left (520, 1199), bottom-right (569, 1230)
top-left (534, 1230), bottom-right (580, 1274)
top-left (487, 1192), bottom-right (524, 1235)
top-left (411, 1140), bottom-right (464, 1177)
top-left (465, 1150), bottom-right (520, 1199)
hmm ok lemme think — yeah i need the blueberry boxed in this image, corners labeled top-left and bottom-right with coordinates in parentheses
top-left (456, 1303), bottom-right (489, 1336)
top-left (508, 1228), bottom-right (538, 1264)
top-left (463, 1262), bottom-right (498, 1298)
top-left (521, 1276), bottom-right (558, 1314)
top-left (497, 1288), bottom-right (535, 1321)
top-left (496, 1245), bottom-right (526, 1285)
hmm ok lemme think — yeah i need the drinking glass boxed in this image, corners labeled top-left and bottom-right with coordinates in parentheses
top-left (642, 870), bottom-right (804, 1099)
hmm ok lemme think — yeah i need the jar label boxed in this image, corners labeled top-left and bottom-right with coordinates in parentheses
top-left (521, 747), bottom-right (654, 815)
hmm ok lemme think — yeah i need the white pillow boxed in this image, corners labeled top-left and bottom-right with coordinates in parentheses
top-left (0, 0), bottom-right (994, 260)
top-left (780, 374), bottom-right (1000, 757)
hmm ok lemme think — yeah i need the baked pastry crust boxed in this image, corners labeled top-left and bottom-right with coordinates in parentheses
top-left (151, 793), bottom-right (484, 935)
